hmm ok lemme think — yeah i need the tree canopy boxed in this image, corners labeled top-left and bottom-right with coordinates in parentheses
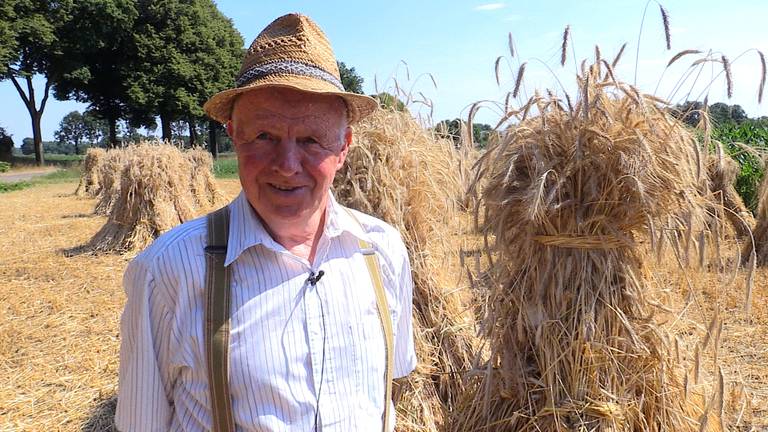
top-left (1, 0), bottom-right (72, 165)
top-left (338, 61), bottom-right (364, 94)
top-left (54, 110), bottom-right (106, 154)
top-left (125, 0), bottom-right (243, 141)
top-left (372, 92), bottom-right (407, 112)
top-left (53, 0), bottom-right (138, 147)
top-left (434, 118), bottom-right (493, 149)
top-left (1, 0), bottom-right (243, 161)
top-left (673, 101), bottom-right (751, 128)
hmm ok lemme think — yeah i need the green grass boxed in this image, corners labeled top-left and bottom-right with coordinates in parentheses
top-left (2, 154), bottom-right (235, 195)
top-left (213, 157), bottom-right (238, 179)
top-left (11, 154), bottom-right (84, 168)
top-left (0, 167), bottom-right (81, 194)
top-left (0, 181), bottom-right (32, 193)
top-left (35, 167), bottom-right (82, 184)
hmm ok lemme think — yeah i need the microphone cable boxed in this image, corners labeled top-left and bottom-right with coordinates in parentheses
top-left (310, 270), bottom-right (327, 431)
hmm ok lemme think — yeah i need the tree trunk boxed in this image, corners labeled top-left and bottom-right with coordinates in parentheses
top-left (208, 120), bottom-right (218, 159)
top-left (108, 118), bottom-right (118, 148)
top-left (32, 112), bottom-right (45, 166)
top-left (188, 118), bottom-right (197, 147)
top-left (10, 74), bottom-right (51, 166)
top-left (160, 113), bottom-right (172, 143)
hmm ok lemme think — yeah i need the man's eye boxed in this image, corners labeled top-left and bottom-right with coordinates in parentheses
top-left (300, 137), bottom-right (319, 145)
top-left (256, 132), bottom-right (272, 140)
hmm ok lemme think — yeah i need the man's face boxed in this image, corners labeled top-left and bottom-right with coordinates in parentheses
top-left (228, 87), bottom-right (351, 227)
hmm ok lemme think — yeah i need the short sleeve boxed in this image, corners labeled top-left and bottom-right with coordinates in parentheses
top-left (114, 256), bottom-right (176, 431)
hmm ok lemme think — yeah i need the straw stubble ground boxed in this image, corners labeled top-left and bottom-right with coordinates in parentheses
top-left (1, 181), bottom-right (767, 430)
top-left (0, 180), bottom-right (241, 431)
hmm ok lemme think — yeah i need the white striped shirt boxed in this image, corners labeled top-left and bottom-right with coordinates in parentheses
top-left (115, 192), bottom-right (417, 431)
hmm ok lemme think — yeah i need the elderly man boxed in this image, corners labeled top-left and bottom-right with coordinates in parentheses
top-left (115, 13), bottom-right (416, 432)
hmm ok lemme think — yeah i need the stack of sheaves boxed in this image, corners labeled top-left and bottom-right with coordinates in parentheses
top-left (335, 107), bottom-right (479, 431)
top-left (451, 59), bottom-right (723, 431)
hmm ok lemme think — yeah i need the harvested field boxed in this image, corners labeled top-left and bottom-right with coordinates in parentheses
top-left (1, 180), bottom-right (766, 431)
top-left (0, 181), bottom-right (241, 431)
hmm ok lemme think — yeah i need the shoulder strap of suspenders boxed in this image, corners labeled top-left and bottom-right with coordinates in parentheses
top-left (203, 204), bottom-right (394, 432)
top-left (205, 205), bottom-right (236, 432)
top-left (344, 207), bottom-right (395, 432)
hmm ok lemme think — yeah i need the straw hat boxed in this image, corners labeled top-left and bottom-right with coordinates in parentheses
top-left (204, 13), bottom-right (377, 125)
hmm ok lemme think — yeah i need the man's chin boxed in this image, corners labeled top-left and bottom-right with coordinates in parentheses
top-left (262, 203), bottom-right (320, 223)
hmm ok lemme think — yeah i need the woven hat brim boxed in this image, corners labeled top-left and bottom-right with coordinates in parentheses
top-left (204, 75), bottom-right (378, 125)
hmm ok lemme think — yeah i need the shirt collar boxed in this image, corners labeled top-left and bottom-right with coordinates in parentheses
top-left (225, 191), bottom-right (370, 266)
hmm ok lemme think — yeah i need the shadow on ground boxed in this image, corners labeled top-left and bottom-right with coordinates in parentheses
top-left (61, 212), bottom-right (98, 219)
top-left (61, 244), bottom-right (98, 257)
top-left (81, 395), bottom-right (118, 432)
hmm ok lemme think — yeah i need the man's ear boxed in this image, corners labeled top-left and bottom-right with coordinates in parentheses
top-left (336, 127), bottom-right (353, 169)
top-left (225, 120), bottom-right (234, 139)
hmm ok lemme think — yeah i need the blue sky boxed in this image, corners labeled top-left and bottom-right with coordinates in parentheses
top-left (2, 0), bottom-right (767, 142)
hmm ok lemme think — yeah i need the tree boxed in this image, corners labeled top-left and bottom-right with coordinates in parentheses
top-left (52, 0), bottom-right (138, 148)
top-left (709, 102), bottom-right (748, 126)
top-left (54, 110), bottom-right (104, 154)
top-left (472, 123), bottom-right (493, 149)
top-left (338, 61), bottom-right (364, 94)
top-left (0, 126), bottom-right (13, 163)
top-left (434, 118), bottom-right (461, 143)
top-left (1, 0), bottom-right (72, 166)
top-left (434, 118), bottom-right (493, 148)
top-left (0, 0), bottom-right (16, 74)
top-left (125, 0), bottom-right (243, 143)
top-left (671, 101), bottom-right (705, 127)
top-left (372, 92), bottom-right (407, 112)
top-left (21, 138), bottom-right (34, 155)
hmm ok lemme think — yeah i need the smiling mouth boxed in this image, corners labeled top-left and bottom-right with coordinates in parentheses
top-left (268, 183), bottom-right (302, 192)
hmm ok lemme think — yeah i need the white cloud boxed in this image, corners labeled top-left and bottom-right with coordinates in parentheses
top-left (504, 14), bottom-right (522, 22)
top-left (474, 3), bottom-right (506, 11)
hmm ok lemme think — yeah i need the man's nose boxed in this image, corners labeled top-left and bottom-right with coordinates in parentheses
top-left (271, 138), bottom-right (302, 176)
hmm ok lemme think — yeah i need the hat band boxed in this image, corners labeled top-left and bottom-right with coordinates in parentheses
top-left (236, 60), bottom-right (345, 91)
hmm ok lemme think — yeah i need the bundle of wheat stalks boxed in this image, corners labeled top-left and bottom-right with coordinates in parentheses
top-left (81, 142), bottom-right (221, 253)
top-left (706, 146), bottom-right (754, 239)
top-left (74, 147), bottom-right (106, 197)
top-left (451, 61), bottom-right (723, 431)
top-left (334, 108), bottom-right (478, 431)
top-left (94, 149), bottom-right (130, 215)
top-left (751, 174), bottom-right (768, 266)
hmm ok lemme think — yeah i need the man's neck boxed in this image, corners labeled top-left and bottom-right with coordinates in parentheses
top-left (258, 209), bottom-right (326, 263)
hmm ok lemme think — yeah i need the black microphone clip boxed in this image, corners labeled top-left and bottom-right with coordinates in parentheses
top-left (308, 270), bottom-right (325, 286)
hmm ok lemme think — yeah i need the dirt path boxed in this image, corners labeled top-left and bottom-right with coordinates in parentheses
top-left (0, 167), bottom-right (58, 183)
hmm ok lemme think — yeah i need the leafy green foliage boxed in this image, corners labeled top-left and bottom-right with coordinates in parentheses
top-left (673, 101), bottom-right (750, 128)
top-left (213, 156), bottom-right (238, 179)
top-left (338, 61), bottom-right (364, 94)
top-left (712, 120), bottom-right (768, 212)
top-left (0, 181), bottom-right (32, 193)
top-left (0, 0), bottom-right (16, 74)
top-left (0, 161), bottom-right (10, 172)
top-left (126, 0), bottom-right (243, 140)
top-left (372, 92), bottom-right (407, 112)
top-left (0, 126), bottom-right (13, 162)
top-left (54, 111), bottom-right (106, 153)
top-left (52, 0), bottom-right (138, 147)
top-left (434, 118), bottom-right (493, 148)
top-left (0, 166), bottom-right (80, 194)
top-left (35, 166), bottom-right (81, 182)
top-left (1, 0), bottom-right (73, 165)
top-left (19, 138), bottom-right (87, 156)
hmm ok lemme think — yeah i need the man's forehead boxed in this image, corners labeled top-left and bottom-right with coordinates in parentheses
top-left (232, 88), bottom-right (347, 120)
top-left (236, 108), bottom-right (339, 124)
